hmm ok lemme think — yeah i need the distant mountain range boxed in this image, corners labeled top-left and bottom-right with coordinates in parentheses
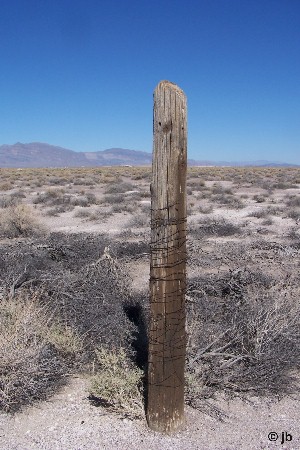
top-left (0, 142), bottom-right (298, 168)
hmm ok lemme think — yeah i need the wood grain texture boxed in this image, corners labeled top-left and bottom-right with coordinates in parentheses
top-left (147, 80), bottom-right (187, 433)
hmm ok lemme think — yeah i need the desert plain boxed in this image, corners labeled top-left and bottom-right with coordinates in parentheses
top-left (0, 165), bottom-right (300, 449)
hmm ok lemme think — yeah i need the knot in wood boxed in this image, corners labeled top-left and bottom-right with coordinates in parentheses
top-left (162, 121), bottom-right (172, 134)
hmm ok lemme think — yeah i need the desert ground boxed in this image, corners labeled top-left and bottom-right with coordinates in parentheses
top-left (0, 166), bottom-right (300, 449)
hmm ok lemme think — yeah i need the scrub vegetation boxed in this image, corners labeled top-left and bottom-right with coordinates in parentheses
top-left (0, 166), bottom-right (299, 417)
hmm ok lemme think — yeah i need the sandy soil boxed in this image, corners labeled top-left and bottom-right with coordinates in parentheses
top-left (1, 376), bottom-right (300, 450)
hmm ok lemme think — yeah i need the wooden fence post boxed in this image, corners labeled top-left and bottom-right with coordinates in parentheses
top-left (147, 80), bottom-right (187, 433)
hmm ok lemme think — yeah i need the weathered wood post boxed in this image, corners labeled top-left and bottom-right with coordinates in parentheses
top-left (147, 80), bottom-right (187, 433)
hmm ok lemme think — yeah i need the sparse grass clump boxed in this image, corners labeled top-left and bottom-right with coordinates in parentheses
top-left (0, 204), bottom-right (46, 238)
top-left (89, 347), bottom-right (144, 418)
top-left (0, 290), bottom-right (82, 412)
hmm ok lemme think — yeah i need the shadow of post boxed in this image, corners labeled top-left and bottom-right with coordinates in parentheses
top-left (123, 301), bottom-right (148, 412)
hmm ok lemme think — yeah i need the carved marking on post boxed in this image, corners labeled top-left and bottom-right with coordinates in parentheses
top-left (147, 80), bottom-right (187, 433)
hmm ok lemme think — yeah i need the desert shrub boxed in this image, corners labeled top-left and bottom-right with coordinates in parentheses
top-left (286, 227), bottom-right (300, 240)
top-left (10, 190), bottom-right (26, 199)
top-left (0, 182), bottom-right (13, 191)
top-left (211, 193), bottom-right (244, 209)
top-left (70, 196), bottom-right (89, 207)
top-left (264, 206), bottom-right (284, 216)
top-left (253, 194), bottom-right (266, 203)
top-left (248, 206), bottom-right (285, 219)
top-left (88, 208), bottom-right (113, 221)
top-left (112, 240), bottom-right (149, 260)
top-left (45, 207), bottom-right (61, 217)
top-left (196, 191), bottom-right (212, 200)
top-left (125, 191), bottom-right (143, 202)
top-left (198, 205), bottom-right (214, 214)
top-left (273, 182), bottom-right (298, 190)
top-left (126, 213), bottom-right (149, 228)
top-left (101, 174), bottom-right (122, 184)
top-left (33, 190), bottom-right (97, 209)
top-left (89, 346), bottom-right (144, 418)
top-left (285, 195), bottom-right (300, 208)
top-left (0, 204), bottom-right (46, 238)
top-left (190, 217), bottom-right (241, 238)
top-left (47, 176), bottom-right (68, 185)
top-left (45, 204), bottom-right (74, 216)
top-left (74, 208), bottom-right (91, 218)
top-left (0, 290), bottom-right (82, 412)
top-left (35, 237), bottom-right (136, 353)
top-left (85, 192), bottom-right (98, 205)
top-left (46, 323), bottom-right (83, 356)
top-left (0, 233), bottom-right (138, 356)
top-left (111, 204), bottom-right (124, 213)
top-left (111, 203), bottom-right (136, 213)
top-left (33, 189), bottom-right (66, 205)
top-left (140, 202), bottom-right (151, 214)
top-left (0, 195), bottom-right (20, 208)
top-left (104, 182), bottom-right (136, 194)
top-left (72, 193), bottom-right (98, 206)
top-left (131, 171), bottom-right (151, 181)
top-left (247, 208), bottom-right (270, 219)
top-left (211, 183), bottom-right (233, 195)
top-left (204, 184), bottom-right (244, 208)
top-left (140, 190), bottom-right (151, 198)
top-left (187, 203), bottom-right (195, 215)
top-left (73, 177), bottom-right (95, 186)
top-left (103, 193), bottom-right (125, 204)
top-left (32, 179), bottom-right (44, 188)
top-left (262, 217), bottom-right (274, 226)
top-left (261, 191), bottom-right (271, 200)
top-left (260, 181), bottom-right (274, 193)
top-left (287, 208), bottom-right (300, 222)
top-left (187, 180), bottom-right (206, 191)
top-left (185, 270), bottom-right (300, 407)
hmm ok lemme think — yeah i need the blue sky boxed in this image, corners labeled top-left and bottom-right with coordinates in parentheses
top-left (1, 0), bottom-right (299, 164)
